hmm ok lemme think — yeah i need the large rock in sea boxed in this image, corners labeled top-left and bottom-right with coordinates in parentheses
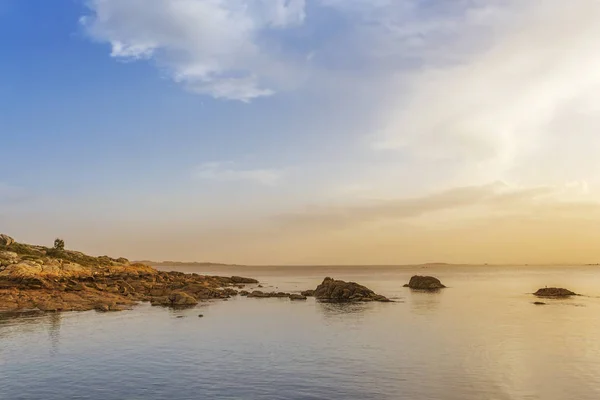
top-left (0, 234), bottom-right (15, 246)
top-left (313, 277), bottom-right (390, 302)
top-left (534, 287), bottom-right (577, 297)
top-left (404, 275), bottom-right (446, 290)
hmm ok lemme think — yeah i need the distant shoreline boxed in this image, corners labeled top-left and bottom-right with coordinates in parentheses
top-left (138, 261), bottom-right (600, 268)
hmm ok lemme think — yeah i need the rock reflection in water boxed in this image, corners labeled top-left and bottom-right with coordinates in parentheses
top-left (408, 289), bottom-right (443, 315)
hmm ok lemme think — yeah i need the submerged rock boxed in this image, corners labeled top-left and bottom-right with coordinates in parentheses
top-left (534, 288), bottom-right (577, 297)
top-left (404, 275), bottom-right (446, 290)
top-left (247, 290), bottom-right (291, 298)
top-left (313, 277), bottom-right (390, 302)
top-left (289, 294), bottom-right (307, 301)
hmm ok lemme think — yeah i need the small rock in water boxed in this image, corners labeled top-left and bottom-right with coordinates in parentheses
top-left (533, 301), bottom-right (546, 305)
top-left (534, 287), bottom-right (577, 297)
top-left (198, 314), bottom-right (204, 318)
top-left (405, 275), bottom-right (446, 290)
top-left (289, 294), bottom-right (307, 301)
top-left (176, 316), bottom-right (185, 318)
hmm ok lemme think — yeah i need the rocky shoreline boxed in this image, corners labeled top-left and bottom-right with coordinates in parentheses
top-left (0, 235), bottom-right (262, 312)
top-left (1, 235), bottom-right (581, 314)
top-left (0, 236), bottom-right (392, 313)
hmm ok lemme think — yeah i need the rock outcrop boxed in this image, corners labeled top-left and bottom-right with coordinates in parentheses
top-left (404, 275), bottom-right (446, 290)
top-left (0, 236), bottom-right (259, 313)
top-left (312, 277), bottom-right (390, 302)
top-left (534, 287), bottom-right (577, 297)
top-left (301, 290), bottom-right (315, 297)
top-left (289, 294), bottom-right (307, 301)
top-left (0, 234), bottom-right (14, 246)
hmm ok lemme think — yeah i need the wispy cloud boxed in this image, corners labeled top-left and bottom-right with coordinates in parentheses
top-left (371, 0), bottom-right (600, 187)
top-left (275, 182), bottom-right (559, 231)
top-left (193, 162), bottom-right (282, 185)
top-left (81, 0), bottom-right (306, 101)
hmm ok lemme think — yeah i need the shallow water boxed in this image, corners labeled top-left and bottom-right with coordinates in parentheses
top-left (2, 265), bottom-right (600, 400)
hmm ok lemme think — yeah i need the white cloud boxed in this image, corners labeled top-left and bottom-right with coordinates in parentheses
top-left (82, 0), bottom-right (306, 101)
top-left (372, 0), bottom-right (600, 188)
top-left (193, 162), bottom-right (282, 185)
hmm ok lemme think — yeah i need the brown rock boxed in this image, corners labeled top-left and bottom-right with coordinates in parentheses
top-left (405, 275), bottom-right (446, 290)
top-left (301, 290), bottom-right (315, 297)
top-left (313, 277), bottom-right (390, 302)
top-left (230, 276), bottom-right (259, 284)
top-left (534, 287), bottom-right (577, 297)
top-left (0, 234), bottom-right (15, 246)
top-left (289, 294), bottom-right (307, 301)
top-left (247, 290), bottom-right (291, 298)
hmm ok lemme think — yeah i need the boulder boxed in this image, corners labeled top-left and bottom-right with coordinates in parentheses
top-left (0, 234), bottom-right (15, 246)
top-left (151, 291), bottom-right (198, 307)
top-left (534, 287), bottom-right (577, 297)
top-left (313, 277), bottom-right (390, 302)
top-left (230, 276), bottom-right (259, 284)
top-left (169, 291), bottom-right (199, 306)
top-left (404, 275), bottom-right (446, 290)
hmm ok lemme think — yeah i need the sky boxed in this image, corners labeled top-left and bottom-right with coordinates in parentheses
top-left (2, 0), bottom-right (600, 265)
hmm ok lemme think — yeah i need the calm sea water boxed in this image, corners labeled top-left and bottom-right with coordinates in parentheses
top-left (2, 265), bottom-right (600, 400)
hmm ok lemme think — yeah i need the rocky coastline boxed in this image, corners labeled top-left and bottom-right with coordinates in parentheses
top-left (0, 236), bottom-right (392, 313)
top-left (0, 235), bottom-right (259, 312)
top-left (2, 234), bottom-right (580, 314)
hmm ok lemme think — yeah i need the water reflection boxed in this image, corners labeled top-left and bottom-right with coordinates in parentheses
top-left (47, 312), bottom-right (61, 355)
top-left (408, 289), bottom-right (443, 315)
top-left (0, 311), bottom-right (63, 354)
top-left (0, 311), bottom-right (47, 340)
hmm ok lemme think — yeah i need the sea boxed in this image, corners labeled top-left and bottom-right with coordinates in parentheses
top-left (2, 264), bottom-right (600, 400)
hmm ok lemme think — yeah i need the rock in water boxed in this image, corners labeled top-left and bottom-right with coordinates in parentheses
top-left (230, 276), bottom-right (259, 284)
top-left (404, 275), bottom-right (446, 290)
top-left (151, 291), bottom-right (198, 307)
top-left (301, 290), bottom-right (315, 297)
top-left (0, 234), bottom-right (15, 246)
top-left (289, 294), bottom-right (307, 301)
top-left (313, 277), bottom-right (390, 302)
top-left (168, 291), bottom-right (198, 306)
top-left (534, 288), bottom-right (576, 297)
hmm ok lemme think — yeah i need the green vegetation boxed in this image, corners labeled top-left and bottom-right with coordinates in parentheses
top-left (0, 242), bottom-right (46, 257)
top-left (0, 239), bottom-right (126, 269)
top-left (53, 238), bottom-right (65, 251)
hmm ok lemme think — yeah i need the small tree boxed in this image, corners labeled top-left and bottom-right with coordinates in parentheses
top-left (53, 238), bottom-right (65, 251)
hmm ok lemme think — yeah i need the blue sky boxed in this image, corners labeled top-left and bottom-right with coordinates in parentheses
top-left (2, 0), bottom-right (600, 264)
